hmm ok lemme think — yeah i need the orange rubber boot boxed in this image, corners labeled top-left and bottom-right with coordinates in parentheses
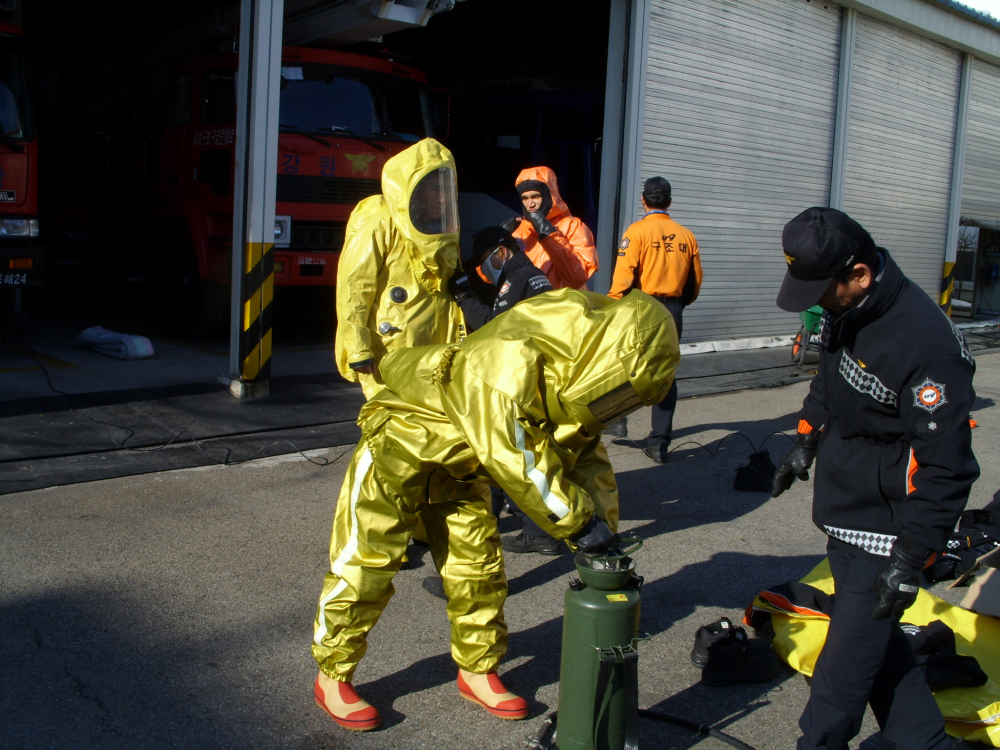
top-left (457, 669), bottom-right (529, 720)
top-left (314, 672), bottom-right (381, 731)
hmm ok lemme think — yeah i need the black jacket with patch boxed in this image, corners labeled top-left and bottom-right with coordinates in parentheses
top-left (457, 251), bottom-right (553, 332)
top-left (799, 250), bottom-right (979, 557)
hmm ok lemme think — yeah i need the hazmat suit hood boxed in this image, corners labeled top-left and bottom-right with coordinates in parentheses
top-left (379, 289), bottom-right (679, 434)
top-left (515, 166), bottom-right (569, 222)
top-left (381, 138), bottom-right (460, 293)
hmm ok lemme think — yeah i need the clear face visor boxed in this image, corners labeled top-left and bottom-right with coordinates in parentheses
top-left (409, 167), bottom-right (459, 235)
top-left (586, 380), bottom-right (645, 426)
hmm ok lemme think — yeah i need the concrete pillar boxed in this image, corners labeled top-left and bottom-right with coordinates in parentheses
top-left (228, 0), bottom-right (284, 399)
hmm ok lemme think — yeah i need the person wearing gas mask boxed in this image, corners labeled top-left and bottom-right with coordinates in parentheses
top-left (505, 166), bottom-right (598, 291)
top-left (448, 225), bottom-right (561, 556)
top-left (334, 138), bottom-right (464, 568)
top-left (770, 207), bottom-right (979, 750)
top-left (449, 225), bottom-right (552, 333)
top-left (311, 289), bottom-right (680, 732)
top-left (334, 138), bottom-right (464, 399)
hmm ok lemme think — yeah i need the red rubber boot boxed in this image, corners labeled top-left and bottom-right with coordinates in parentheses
top-left (314, 672), bottom-right (380, 731)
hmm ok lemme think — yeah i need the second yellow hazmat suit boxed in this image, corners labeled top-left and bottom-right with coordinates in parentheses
top-left (313, 289), bottom-right (680, 681)
top-left (334, 138), bottom-right (464, 399)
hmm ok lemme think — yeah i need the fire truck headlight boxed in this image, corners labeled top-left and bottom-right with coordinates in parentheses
top-left (0, 218), bottom-right (39, 237)
top-left (273, 216), bottom-right (291, 247)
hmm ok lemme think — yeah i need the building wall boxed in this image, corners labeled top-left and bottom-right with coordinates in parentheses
top-left (963, 58), bottom-right (1000, 224)
top-left (841, 14), bottom-right (961, 298)
top-left (630, 0), bottom-right (999, 342)
top-left (640, 0), bottom-right (841, 342)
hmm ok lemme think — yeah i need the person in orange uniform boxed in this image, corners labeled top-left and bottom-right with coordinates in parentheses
top-left (607, 177), bottom-right (702, 463)
top-left (510, 167), bottom-right (598, 290)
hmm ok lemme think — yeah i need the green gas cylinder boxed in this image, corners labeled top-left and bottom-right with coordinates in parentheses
top-left (556, 540), bottom-right (643, 750)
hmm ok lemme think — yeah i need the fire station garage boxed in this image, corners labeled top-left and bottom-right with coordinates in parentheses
top-left (3, 0), bottom-right (1000, 396)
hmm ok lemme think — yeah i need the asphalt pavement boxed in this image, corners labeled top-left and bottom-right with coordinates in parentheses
top-left (2, 353), bottom-right (999, 750)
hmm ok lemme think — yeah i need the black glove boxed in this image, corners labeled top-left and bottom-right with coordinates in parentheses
top-left (500, 216), bottom-right (521, 234)
top-left (771, 430), bottom-right (820, 498)
top-left (572, 516), bottom-right (616, 556)
top-left (525, 211), bottom-right (557, 241)
top-left (447, 271), bottom-right (475, 303)
top-left (873, 536), bottom-right (931, 620)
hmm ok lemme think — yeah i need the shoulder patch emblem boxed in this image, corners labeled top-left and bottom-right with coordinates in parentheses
top-left (913, 379), bottom-right (947, 413)
top-left (499, 281), bottom-right (510, 295)
top-left (620, 238), bottom-right (630, 249)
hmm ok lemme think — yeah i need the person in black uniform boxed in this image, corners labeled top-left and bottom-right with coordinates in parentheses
top-left (771, 207), bottom-right (980, 750)
top-left (449, 225), bottom-right (553, 333)
top-left (449, 226), bottom-right (565, 556)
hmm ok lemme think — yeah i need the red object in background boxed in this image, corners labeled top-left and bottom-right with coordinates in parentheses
top-left (155, 46), bottom-right (434, 289)
top-left (0, 21), bottom-right (45, 288)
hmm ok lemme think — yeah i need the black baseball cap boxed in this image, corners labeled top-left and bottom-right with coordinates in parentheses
top-left (469, 226), bottom-right (519, 266)
top-left (643, 176), bottom-right (671, 198)
top-left (776, 207), bottom-right (876, 312)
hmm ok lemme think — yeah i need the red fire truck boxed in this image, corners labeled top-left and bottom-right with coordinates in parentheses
top-left (154, 46), bottom-right (442, 336)
top-left (0, 21), bottom-right (43, 293)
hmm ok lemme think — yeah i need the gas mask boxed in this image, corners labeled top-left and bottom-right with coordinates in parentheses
top-left (479, 247), bottom-right (507, 286)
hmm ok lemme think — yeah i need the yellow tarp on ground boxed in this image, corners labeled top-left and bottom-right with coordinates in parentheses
top-left (749, 558), bottom-right (1000, 745)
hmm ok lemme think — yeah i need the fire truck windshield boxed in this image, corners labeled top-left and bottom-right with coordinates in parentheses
top-left (0, 33), bottom-right (32, 140)
top-left (279, 65), bottom-right (433, 143)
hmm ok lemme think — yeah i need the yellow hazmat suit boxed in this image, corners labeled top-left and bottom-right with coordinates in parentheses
top-left (334, 138), bottom-right (464, 399)
top-left (313, 289), bottom-right (680, 681)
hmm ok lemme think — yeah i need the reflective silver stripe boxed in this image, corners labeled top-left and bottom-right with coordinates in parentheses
top-left (332, 448), bottom-right (373, 576)
top-left (313, 579), bottom-right (348, 646)
top-left (313, 448), bottom-right (373, 647)
top-left (513, 422), bottom-right (570, 520)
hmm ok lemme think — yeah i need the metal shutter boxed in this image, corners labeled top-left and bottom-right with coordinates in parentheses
top-left (962, 58), bottom-right (1000, 224)
top-left (842, 15), bottom-right (961, 297)
top-left (640, 0), bottom-right (841, 342)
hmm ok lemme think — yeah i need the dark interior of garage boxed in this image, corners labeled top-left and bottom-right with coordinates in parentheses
top-left (0, 0), bottom-right (611, 358)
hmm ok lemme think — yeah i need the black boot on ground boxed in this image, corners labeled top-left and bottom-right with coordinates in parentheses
top-left (603, 419), bottom-right (628, 439)
top-left (503, 534), bottom-right (562, 556)
top-left (691, 617), bottom-right (741, 667)
top-left (701, 633), bottom-right (779, 687)
top-left (643, 442), bottom-right (670, 464)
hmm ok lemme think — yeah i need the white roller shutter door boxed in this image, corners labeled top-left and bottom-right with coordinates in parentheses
top-left (962, 58), bottom-right (1000, 224)
top-left (640, 0), bottom-right (841, 342)
top-left (841, 15), bottom-right (961, 297)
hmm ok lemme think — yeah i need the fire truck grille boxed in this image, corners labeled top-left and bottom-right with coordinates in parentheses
top-left (276, 175), bottom-right (381, 204)
top-left (291, 222), bottom-right (346, 251)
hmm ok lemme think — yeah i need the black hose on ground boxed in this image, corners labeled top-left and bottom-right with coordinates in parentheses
top-left (639, 708), bottom-right (759, 750)
top-left (527, 710), bottom-right (759, 750)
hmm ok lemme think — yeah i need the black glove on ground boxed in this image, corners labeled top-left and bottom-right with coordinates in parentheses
top-left (873, 536), bottom-right (931, 620)
top-left (447, 271), bottom-right (475, 302)
top-left (525, 210), bottom-right (557, 241)
top-left (572, 515), bottom-right (616, 556)
top-left (771, 431), bottom-right (820, 498)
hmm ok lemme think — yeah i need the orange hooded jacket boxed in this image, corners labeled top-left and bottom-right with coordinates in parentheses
top-left (512, 167), bottom-right (598, 290)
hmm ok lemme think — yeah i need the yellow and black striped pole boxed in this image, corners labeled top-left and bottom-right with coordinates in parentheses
top-left (241, 241), bottom-right (274, 381)
top-left (228, 0), bottom-right (283, 399)
top-left (940, 261), bottom-right (956, 317)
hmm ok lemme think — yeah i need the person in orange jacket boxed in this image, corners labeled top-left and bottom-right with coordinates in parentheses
top-left (607, 177), bottom-right (703, 463)
top-left (509, 167), bottom-right (598, 290)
